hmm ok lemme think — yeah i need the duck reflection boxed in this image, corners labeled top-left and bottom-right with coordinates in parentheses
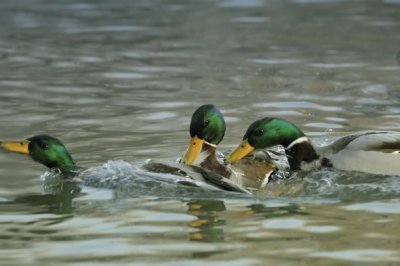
top-left (2, 179), bottom-right (82, 215)
top-left (241, 203), bottom-right (308, 219)
top-left (9, 193), bottom-right (76, 215)
top-left (187, 199), bottom-right (226, 242)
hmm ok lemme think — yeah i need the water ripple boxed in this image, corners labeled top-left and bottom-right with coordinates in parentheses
top-left (64, 25), bottom-right (146, 34)
top-left (253, 102), bottom-right (343, 112)
top-left (310, 63), bottom-right (366, 68)
top-left (219, 0), bottom-right (264, 8)
top-left (252, 59), bottom-right (304, 65)
top-left (99, 72), bottom-right (151, 80)
top-left (344, 200), bottom-right (400, 214)
top-left (310, 249), bottom-right (400, 262)
top-left (231, 17), bottom-right (268, 23)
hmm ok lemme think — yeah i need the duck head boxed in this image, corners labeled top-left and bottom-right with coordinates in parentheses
top-left (182, 104), bottom-right (226, 165)
top-left (227, 118), bottom-right (305, 164)
top-left (1, 134), bottom-right (76, 171)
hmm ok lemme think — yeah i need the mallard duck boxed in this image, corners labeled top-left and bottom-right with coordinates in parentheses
top-left (0, 134), bottom-right (251, 194)
top-left (0, 134), bottom-right (81, 176)
top-left (226, 117), bottom-right (400, 176)
top-left (180, 104), bottom-right (278, 188)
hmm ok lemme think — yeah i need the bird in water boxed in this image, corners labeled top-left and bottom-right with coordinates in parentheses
top-left (0, 134), bottom-right (251, 194)
top-left (171, 104), bottom-right (278, 188)
top-left (0, 135), bottom-right (81, 177)
top-left (0, 135), bottom-right (83, 194)
top-left (226, 117), bottom-right (400, 176)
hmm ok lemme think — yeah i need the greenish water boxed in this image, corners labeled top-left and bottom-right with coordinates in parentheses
top-left (0, 0), bottom-right (400, 265)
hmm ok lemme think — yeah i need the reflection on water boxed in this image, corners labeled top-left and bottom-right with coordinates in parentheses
top-left (188, 199), bottom-right (227, 242)
top-left (0, 0), bottom-right (400, 264)
top-left (7, 193), bottom-right (75, 214)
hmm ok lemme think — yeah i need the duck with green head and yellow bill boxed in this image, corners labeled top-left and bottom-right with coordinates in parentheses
top-left (0, 134), bottom-right (82, 175)
top-left (180, 104), bottom-right (278, 188)
top-left (143, 104), bottom-right (252, 193)
top-left (181, 104), bottom-right (229, 177)
top-left (1, 133), bottom-right (251, 194)
top-left (227, 117), bottom-right (400, 176)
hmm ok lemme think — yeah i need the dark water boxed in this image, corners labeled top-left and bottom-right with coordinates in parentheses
top-left (0, 0), bottom-right (400, 265)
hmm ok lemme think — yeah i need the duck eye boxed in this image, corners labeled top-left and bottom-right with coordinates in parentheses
top-left (202, 120), bottom-right (210, 128)
top-left (38, 142), bottom-right (49, 150)
top-left (255, 128), bottom-right (264, 136)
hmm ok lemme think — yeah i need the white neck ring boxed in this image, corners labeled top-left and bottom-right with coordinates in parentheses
top-left (286, 136), bottom-right (309, 150)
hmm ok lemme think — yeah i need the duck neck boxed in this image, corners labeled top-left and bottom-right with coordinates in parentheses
top-left (58, 165), bottom-right (85, 178)
top-left (62, 163), bottom-right (83, 172)
top-left (32, 149), bottom-right (77, 174)
top-left (284, 137), bottom-right (321, 170)
top-left (198, 143), bottom-right (232, 178)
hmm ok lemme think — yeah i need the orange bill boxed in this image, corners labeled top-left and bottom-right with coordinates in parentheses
top-left (226, 138), bottom-right (254, 164)
top-left (0, 140), bottom-right (30, 154)
top-left (182, 135), bottom-right (204, 165)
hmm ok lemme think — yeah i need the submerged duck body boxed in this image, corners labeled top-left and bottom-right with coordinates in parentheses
top-left (227, 117), bottom-right (400, 176)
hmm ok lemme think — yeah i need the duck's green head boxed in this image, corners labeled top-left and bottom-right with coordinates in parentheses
top-left (1, 134), bottom-right (75, 171)
top-left (182, 104), bottom-right (226, 165)
top-left (227, 118), bottom-right (304, 163)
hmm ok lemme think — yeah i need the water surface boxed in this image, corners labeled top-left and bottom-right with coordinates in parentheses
top-left (0, 0), bottom-right (400, 265)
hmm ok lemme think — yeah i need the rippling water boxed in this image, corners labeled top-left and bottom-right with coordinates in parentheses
top-left (1, 0), bottom-right (400, 265)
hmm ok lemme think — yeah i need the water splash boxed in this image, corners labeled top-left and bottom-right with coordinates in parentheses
top-left (38, 160), bottom-right (253, 199)
top-left (37, 158), bottom-right (400, 203)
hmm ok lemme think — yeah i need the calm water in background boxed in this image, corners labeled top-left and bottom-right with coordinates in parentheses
top-left (1, 0), bottom-right (400, 265)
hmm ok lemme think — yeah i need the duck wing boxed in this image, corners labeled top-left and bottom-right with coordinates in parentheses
top-left (200, 168), bottom-right (252, 194)
top-left (143, 161), bottom-right (252, 194)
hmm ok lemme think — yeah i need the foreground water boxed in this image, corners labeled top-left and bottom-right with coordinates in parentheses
top-left (0, 0), bottom-right (400, 265)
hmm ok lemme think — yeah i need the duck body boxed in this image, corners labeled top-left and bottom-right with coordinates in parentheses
top-left (227, 117), bottom-right (400, 176)
top-left (318, 131), bottom-right (400, 175)
top-left (228, 151), bottom-right (278, 188)
top-left (180, 104), bottom-right (278, 189)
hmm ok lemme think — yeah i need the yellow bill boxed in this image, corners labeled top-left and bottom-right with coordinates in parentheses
top-left (226, 138), bottom-right (255, 164)
top-left (0, 140), bottom-right (30, 154)
top-left (182, 135), bottom-right (204, 165)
